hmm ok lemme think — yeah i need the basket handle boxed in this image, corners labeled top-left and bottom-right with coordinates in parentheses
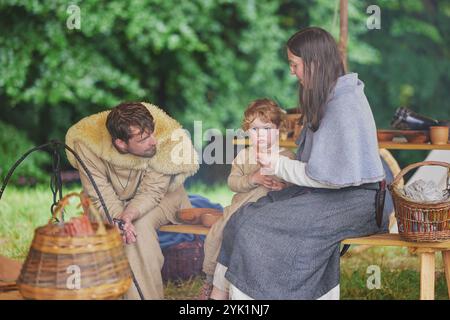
top-left (51, 192), bottom-right (106, 235)
top-left (391, 161), bottom-right (450, 189)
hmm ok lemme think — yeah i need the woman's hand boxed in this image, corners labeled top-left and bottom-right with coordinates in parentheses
top-left (270, 180), bottom-right (287, 191)
top-left (250, 170), bottom-right (288, 191)
top-left (256, 150), bottom-right (280, 176)
top-left (249, 169), bottom-right (275, 188)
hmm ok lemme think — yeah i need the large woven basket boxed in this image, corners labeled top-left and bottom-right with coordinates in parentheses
top-left (17, 192), bottom-right (132, 299)
top-left (389, 161), bottom-right (450, 242)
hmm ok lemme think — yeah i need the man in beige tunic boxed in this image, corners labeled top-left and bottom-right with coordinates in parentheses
top-left (65, 102), bottom-right (199, 299)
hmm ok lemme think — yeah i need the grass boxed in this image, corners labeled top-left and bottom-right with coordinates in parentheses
top-left (186, 182), bottom-right (234, 207)
top-left (1, 183), bottom-right (448, 299)
top-left (163, 246), bottom-right (449, 300)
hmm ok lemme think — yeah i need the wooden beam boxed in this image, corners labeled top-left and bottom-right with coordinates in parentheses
top-left (159, 224), bottom-right (209, 235)
top-left (442, 251), bottom-right (450, 299)
top-left (420, 252), bottom-right (435, 300)
top-left (339, 0), bottom-right (348, 72)
top-left (342, 233), bottom-right (450, 249)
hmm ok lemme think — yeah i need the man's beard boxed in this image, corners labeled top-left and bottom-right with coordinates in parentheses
top-left (142, 146), bottom-right (157, 158)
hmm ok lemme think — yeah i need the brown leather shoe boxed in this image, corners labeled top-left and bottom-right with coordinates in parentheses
top-left (177, 208), bottom-right (222, 225)
top-left (197, 281), bottom-right (213, 300)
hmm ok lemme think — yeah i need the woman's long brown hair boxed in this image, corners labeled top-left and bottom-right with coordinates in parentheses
top-left (287, 27), bottom-right (345, 131)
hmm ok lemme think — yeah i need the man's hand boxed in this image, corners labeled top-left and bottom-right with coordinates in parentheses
top-left (114, 208), bottom-right (139, 245)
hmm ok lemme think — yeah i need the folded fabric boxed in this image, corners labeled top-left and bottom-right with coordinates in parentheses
top-left (403, 180), bottom-right (449, 202)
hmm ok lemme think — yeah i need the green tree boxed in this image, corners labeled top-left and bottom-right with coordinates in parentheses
top-left (1, 0), bottom-right (449, 180)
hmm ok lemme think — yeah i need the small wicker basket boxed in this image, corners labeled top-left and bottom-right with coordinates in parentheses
top-left (17, 192), bottom-right (132, 299)
top-left (389, 161), bottom-right (450, 242)
top-left (161, 236), bottom-right (204, 283)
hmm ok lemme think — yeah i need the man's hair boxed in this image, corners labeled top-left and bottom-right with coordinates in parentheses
top-left (242, 98), bottom-right (283, 131)
top-left (106, 102), bottom-right (155, 143)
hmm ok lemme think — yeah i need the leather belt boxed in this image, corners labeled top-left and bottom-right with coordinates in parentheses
top-left (340, 179), bottom-right (386, 257)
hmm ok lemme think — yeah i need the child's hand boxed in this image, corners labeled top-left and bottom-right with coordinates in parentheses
top-left (256, 151), bottom-right (278, 172)
top-left (270, 180), bottom-right (287, 191)
top-left (249, 169), bottom-right (275, 187)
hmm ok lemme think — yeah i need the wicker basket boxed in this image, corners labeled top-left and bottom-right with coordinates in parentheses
top-left (17, 192), bottom-right (132, 299)
top-left (161, 236), bottom-right (204, 282)
top-left (389, 161), bottom-right (450, 242)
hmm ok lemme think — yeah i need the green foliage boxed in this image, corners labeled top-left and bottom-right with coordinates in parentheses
top-left (0, 184), bottom-right (82, 259)
top-left (0, 0), bottom-right (301, 142)
top-left (0, 0), bottom-right (449, 172)
top-left (0, 121), bottom-right (50, 185)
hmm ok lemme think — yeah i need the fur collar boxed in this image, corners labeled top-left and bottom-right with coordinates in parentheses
top-left (65, 102), bottom-right (199, 192)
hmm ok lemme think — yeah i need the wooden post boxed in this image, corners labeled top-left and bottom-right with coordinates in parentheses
top-left (442, 250), bottom-right (450, 299)
top-left (339, 0), bottom-right (348, 72)
top-left (420, 252), bottom-right (435, 300)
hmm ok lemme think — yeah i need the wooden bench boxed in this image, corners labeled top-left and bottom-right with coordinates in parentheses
top-left (159, 224), bottom-right (450, 300)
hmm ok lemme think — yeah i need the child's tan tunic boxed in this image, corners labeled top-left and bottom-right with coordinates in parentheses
top-left (202, 146), bottom-right (295, 275)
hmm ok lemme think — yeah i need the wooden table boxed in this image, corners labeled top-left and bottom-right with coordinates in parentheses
top-left (233, 137), bottom-right (450, 150)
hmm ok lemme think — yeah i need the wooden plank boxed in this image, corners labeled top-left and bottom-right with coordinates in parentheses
top-left (159, 226), bottom-right (450, 250)
top-left (0, 281), bottom-right (22, 300)
top-left (342, 233), bottom-right (450, 249)
top-left (420, 252), bottom-right (435, 300)
top-left (233, 138), bottom-right (450, 150)
top-left (378, 142), bottom-right (450, 150)
top-left (159, 224), bottom-right (210, 235)
top-left (443, 251), bottom-right (450, 299)
top-left (233, 138), bottom-right (297, 149)
top-left (160, 225), bottom-right (450, 251)
top-left (0, 290), bottom-right (22, 300)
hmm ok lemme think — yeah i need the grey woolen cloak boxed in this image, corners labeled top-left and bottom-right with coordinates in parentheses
top-left (217, 73), bottom-right (388, 299)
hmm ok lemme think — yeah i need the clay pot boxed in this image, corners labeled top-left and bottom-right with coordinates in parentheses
top-left (437, 120), bottom-right (450, 139)
top-left (430, 126), bottom-right (449, 145)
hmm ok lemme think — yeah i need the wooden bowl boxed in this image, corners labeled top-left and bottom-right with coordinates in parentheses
top-left (176, 208), bottom-right (222, 225)
top-left (377, 132), bottom-right (394, 142)
top-left (405, 133), bottom-right (429, 143)
top-left (201, 212), bottom-right (222, 227)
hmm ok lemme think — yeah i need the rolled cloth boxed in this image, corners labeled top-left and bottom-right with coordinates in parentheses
top-left (296, 73), bottom-right (385, 187)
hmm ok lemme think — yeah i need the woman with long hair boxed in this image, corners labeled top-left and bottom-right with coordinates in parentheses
top-left (211, 27), bottom-right (387, 300)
